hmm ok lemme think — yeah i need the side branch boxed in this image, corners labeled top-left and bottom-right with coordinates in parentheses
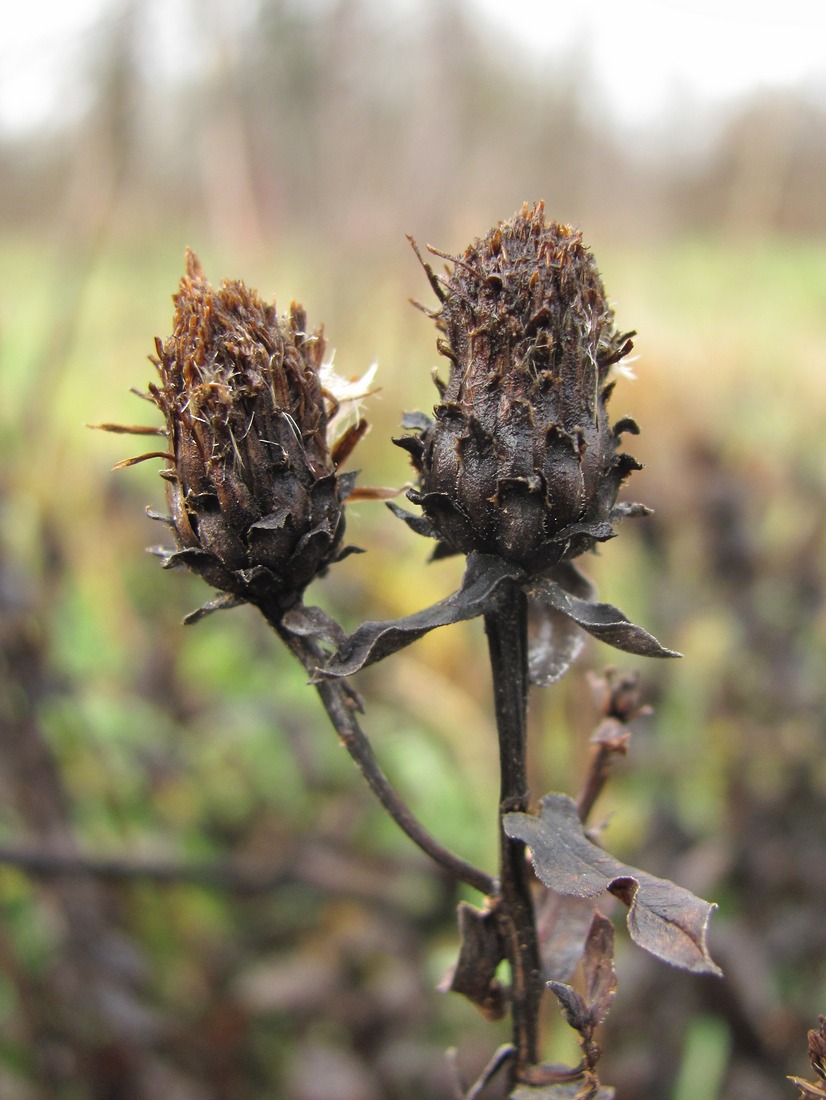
top-left (272, 617), bottom-right (495, 897)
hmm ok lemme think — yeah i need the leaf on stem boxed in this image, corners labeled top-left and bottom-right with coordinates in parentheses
top-left (536, 890), bottom-right (598, 983)
top-left (318, 552), bottom-right (524, 678)
top-left (281, 604), bottom-right (348, 649)
top-left (438, 902), bottom-right (507, 1021)
top-left (528, 562), bottom-right (595, 685)
top-left (545, 981), bottom-right (590, 1034)
top-left (182, 592), bottom-right (246, 625)
top-left (503, 795), bottom-right (722, 976)
top-left (526, 577), bottom-right (681, 660)
top-left (528, 606), bottom-right (585, 685)
top-left (386, 500), bottom-right (442, 541)
top-left (546, 912), bottom-right (616, 1042)
top-left (581, 912), bottom-right (617, 1028)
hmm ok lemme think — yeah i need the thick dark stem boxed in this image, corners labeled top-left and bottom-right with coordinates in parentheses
top-left (485, 585), bottom-right (543, 1079)
top-left (268, 615), bottom-right (494, 897)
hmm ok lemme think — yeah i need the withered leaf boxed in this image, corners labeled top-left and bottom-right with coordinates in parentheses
top-left (182, 592), bottom-right (246, 625)
top-left (503, 795), bottom-right (722, 976)
top-left (281, 604), bottom-right (348, 649)
top-left (536, 890), bottom-right (597, 983)
top-left (546, 914), bottom-right (616, 1036)
top-left (529, 605), bottom-right (584, 686)
top-left (316, 546), bottom-right (677, 680)
top-left (319, 552), bottom-right (522, 678)
top-left (546, 980), bottom-right (590, 1033)
top-left (528, 563), bottom-right (594, 685)
top-left (386, 500), bottom-right (442, 540)
top-left (527, 577), bottom-right (681, 660)
top-left (582, 912), bottom-right (617, 1028)
top-left (438, 901), bottom-right (506, 1021)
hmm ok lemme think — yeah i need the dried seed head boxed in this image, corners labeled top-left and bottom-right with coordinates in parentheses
top-left (147, 251), bottom-right (362, 615)
top-left (810, 1017), bottom-right (826, 1081)
top-left (398, 202), bottom-right (644, 572)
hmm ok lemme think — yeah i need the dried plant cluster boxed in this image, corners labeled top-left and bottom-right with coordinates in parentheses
top-left (104, 203), bottom-right (727, 1098)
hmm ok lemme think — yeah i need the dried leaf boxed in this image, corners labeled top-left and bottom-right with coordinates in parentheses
top-left (319, 552), bottom-right (522, 677)
top-left (503, 795), bottom-right (722, 976)
top-left (546, 980), bottom-right (590, 1033)
top-left (529, 605), bottom-right (584, 686)
top-left (528, 563), bottom-right (594, 685)
top-left (582, 913), bottom-right (617, 1028)
top-left (281, 604), bottom-right (348, 649)
top-left (536, 890), bottom-right (597, 983)
top-left (527, 578), bottom-right (681, 660)
top-left (386, 500), bottom-right (442, 540)
top-left (546, 914), bottom-right (616, 1037)
top-left (317, 542), bottom-right (677, 679)
top-left (182, 592), bottom-right (246, 624)
top-left (438, 902), bottom-right (506, 1021)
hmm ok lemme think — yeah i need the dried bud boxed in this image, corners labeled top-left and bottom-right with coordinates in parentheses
top-left (398, 202), bottom-right (644, 573)
top-left (145, 251), bottom-right (362, 616)
top-left (810, 1017), bottom-right (826, 1081)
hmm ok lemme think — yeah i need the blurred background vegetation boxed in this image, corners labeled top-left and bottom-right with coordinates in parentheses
top-left (1, 0), bottom-right (825, 1097)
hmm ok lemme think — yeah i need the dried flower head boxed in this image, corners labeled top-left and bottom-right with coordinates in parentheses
top-left (397, 202), bottom-right (645, 573)
top-left (129, 251), bottom-right (367, 619)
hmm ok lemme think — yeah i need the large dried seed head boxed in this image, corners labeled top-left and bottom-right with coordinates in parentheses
top-left (149, 251), bottom-right (357, 613)
top-left (399, 202), bottom-right (643, 572)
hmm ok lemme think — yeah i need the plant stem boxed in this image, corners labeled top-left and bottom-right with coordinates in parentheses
top-left (485, 584), bottom-right (543, 1080)
top-left (269, 616), bottom-right (495, 897)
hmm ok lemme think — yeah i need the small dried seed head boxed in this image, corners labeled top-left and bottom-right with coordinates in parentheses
top-left (810, 1017), bottom-right (826, 1081)
top-left (399, 203), bottom-right (643, 572)
top-left (149, 251), bottom-right (357, 614)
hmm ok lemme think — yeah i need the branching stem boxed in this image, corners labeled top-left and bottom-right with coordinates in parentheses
top-left (269, 614), bottom-right (495, 897)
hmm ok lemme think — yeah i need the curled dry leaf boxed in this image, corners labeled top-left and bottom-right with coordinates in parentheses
top-left (547, 913), bottom-right (616, 1059)
top-left (536, 890), bottom-right (598, 983)
top-left (318, 553), bottom-right (520, 678)
top-left (528, 562), bottom-right (594, 686)
top-left (545, 981), bottom-right (590, 1035)
top-left (526, 576), bottom-right (681, 660)
top-left (315, 550), bottom-right (678, 681)
top-left (581, 912), bottom-right (617, 1029)
top-left (503, 795), bottom-right (722, 977)
top-left (438, 902), bottom-right (506, 1022)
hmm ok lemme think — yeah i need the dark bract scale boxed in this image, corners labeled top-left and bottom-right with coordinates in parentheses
top-left (149, 251), bottom-right (355, 615)
top-left (398, 203), bottom-right (643, 573)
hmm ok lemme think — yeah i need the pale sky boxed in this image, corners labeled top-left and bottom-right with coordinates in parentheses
top-left (473, 0), bottom-right (826, 128)
top-left (1, 0), bottom-right (825, 136)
